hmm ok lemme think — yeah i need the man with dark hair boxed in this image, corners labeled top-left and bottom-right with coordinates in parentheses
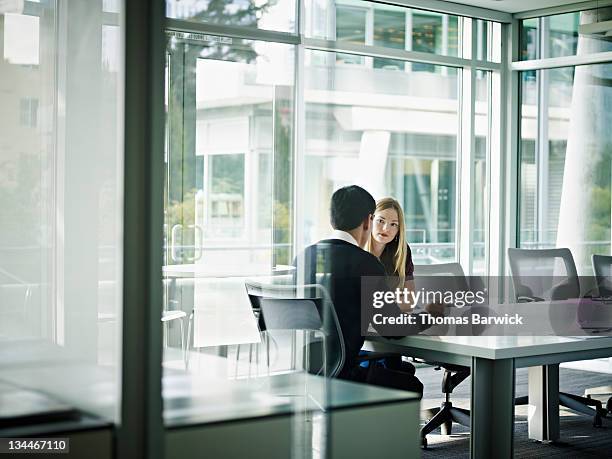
top-left (296, 185), bottom-right (424, 395)
top-left (329, 185), bottom-right (376, 232)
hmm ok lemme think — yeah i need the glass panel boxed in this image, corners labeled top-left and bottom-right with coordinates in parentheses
top-left (207, 154), bottom-right (245, 237)
top-left (520, 17), bottom-right (539, 61)
top-left (163, 31), bottom-right (297, 400)
top-left (519, 72), bottom-right (538, 249)
top-left (166, 0), bottom-right (296, 33)
top-left (412, 12), bottom-right (442, 53)
top-left (373, 8), bottom-right (405, 70)
top-left (335, 5), bottom-right (366, 65)
top-left (548, 11), bottom-right (580, 58)
top-left (164, 36), bottom-right (294, 278)
top-left (476, 20), bottom-right (501, 63)
top-left (303, 49), bottom-right (459, 264)
top-left (519, 63), bottom-right (612, 274)
top-left (305, 1), bottom-right (462, 59)
top-left (163, 36), bottom-right (335, 459)
top-left (474, 70), bottom-right (490, 274)
top-left (520, 7), bottom-right (612, 60)
top-left (0, 1), bottom-right (123, 421)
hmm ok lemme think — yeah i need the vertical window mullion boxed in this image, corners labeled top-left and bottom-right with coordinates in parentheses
top-left (536, 17), bottom-right (550, 247)
top-left (459, 18), bottom-right (476, 273)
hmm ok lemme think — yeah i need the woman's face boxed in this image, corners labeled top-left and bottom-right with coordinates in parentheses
top-left (372, 207), bottom-right (400, 245)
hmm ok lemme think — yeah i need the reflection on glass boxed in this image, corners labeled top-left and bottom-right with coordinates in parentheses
top-left (166, 0), bottom-right (296, 33)
top-left (412, 13), bottom-right (459, 72)
top-left (335, 5), bottom-right (366, 65)
top-left (373, 8), bottom-right (405, 70)
top-left (0, 2), bottom-right (124, 421)
top-left (519, 63), bottom-right (612, 273)
top-left (208, 154), bottom-right (245, 238)
top-left (548, 12), bottom-right (580, 58)
top-left (303, 50), bottom-right (459, 264)
top-left (165, 37), bottom-right (294, 277)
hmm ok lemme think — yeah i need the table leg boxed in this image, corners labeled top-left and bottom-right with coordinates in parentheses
top-left (527, 365), bottom-right (560, 442)
top-left (470, 357), bottom-right (515, 459)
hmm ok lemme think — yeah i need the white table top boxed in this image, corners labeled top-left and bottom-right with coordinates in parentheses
top-left (367, 335), bottom-right (612, 360)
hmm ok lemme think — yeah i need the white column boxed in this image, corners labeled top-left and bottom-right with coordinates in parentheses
top-left (357, 130), bottom-right (390, 200)
top-left (556, 10), bottom-right (612, 272)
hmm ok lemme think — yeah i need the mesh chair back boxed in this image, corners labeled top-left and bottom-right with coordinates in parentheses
top-left (507, 248), bottom-right (579, 301)
top-left (592, 254), bottom-right (612, 297)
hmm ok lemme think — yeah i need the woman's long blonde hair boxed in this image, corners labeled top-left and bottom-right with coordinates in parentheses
top-left (366, 198), bottom-right (408, 286)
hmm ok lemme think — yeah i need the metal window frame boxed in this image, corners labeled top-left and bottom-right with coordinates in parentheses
top-left (458, 18), bottom-right (476, 273)
top-left (507, 18), bottom-right (521, 274)
top-left (370, 0), bottom-right (512, 23)
top-left (512, 51), bottom-right (612, 70)
top-left (514, 0), bottom-right (612, 20)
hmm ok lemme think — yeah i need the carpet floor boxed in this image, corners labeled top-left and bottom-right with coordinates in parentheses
top-left (419, 366), bottom-right (612, 458)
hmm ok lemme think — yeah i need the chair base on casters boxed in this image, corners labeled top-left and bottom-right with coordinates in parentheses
top-left (585, 385), bottom-right (612, 415)
top-left (561, 393), bottom-right (608, 427)
top-left (516, 392), bottom-right (608, 427)
top-left (421, 402), bottom-right (470, 448)
top-left (421, 365), bottom-right (471, 449)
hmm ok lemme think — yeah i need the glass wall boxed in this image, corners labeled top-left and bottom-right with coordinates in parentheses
top-left (302, 50), bottom-right (460, 263)
top-left (0, 0), bottom-right (124, 420)
top-left (517, 5), bottom-right (612, 274)
top-left (161, 4), bottom-right (502, 448)
top-left (518, 62), bottom-right (612, 273)
top-left (162, 32), bottom-right (297, 380)
top-left (164, 36), bottom-right (294, 279)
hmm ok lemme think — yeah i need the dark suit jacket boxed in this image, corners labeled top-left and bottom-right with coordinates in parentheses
top-left (295, 238), bottom-right (409, 379)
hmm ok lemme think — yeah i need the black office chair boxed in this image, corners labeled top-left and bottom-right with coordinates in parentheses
top-left (414, 263), bottom-right (473, 448)
top-left (508, 248), bottom-right (608, 426)
top-left (586, 255), bottom-right (612, 413)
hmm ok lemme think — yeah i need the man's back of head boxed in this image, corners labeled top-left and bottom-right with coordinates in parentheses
top-left (330, 185), bottom-right (376, 232)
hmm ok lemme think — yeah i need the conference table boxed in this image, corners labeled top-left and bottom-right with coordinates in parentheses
top-left (364, 334), bottom-right (612, 459)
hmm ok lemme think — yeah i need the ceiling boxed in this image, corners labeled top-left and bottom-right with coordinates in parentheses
top-left (445, 0), bottom-right (596, 13)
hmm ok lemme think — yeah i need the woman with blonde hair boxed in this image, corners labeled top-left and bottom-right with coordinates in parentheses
top-left (360, 196), bottom-right (418, 376)
top-left (366, 197), bottom-right (415, 309)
